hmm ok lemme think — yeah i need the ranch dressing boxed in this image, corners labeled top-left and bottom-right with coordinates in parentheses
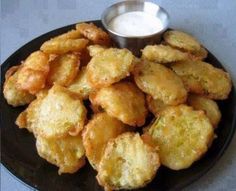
top-left (108, 11), bottom-right (164, 36)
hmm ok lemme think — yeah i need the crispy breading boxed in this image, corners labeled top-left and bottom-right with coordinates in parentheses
top-left (188, 94), bottom-right (221, 128)
top-left (5, 65), bottom-right (19, 80)
top-left (87, 48), bottom-right (134, 88)
top-left (76, 22), bottom-right (111, 46)
top-left (36, 88), bottom-right (49, 99)
top-left (52, 29), bottom-right (82, 40)
top-left (36, 134), bottom-right (85, 174)
top-left (141, 44), bottom-right (189, 64)
top-left (47, 53), bottom-right (79, 86)
top-left (147, 105), bottom-right (214, 170)
top-left (16, 51), bottom-right (50, 94)
top-left (17, 68), bottom-right (48, 94)
top-left (97, 132), bottom-right (160, 190)
top-left (146, 95), bottom-right (168, 117)
top-left (89, 82), bottom-right (148, 127)
top-left (133, 60), bottom-right (187, 105)
top-left (87, 45), bottom-right (106, 57)
top-left (40, 38), bottom-right (89, 54)
top-left (27, 85), bottom-right (87, 138)
top-left (164, 30), bottom-right (201, 52)
top-left (67, 67), bottom-right (93, 99)
top-left (15, 111), bottom-right (28, 129)
top-left (21, 51), bottom-right (49, 72)
top-left (82, 112), bottom-right (127, 169)
top-left (171, 60), bottom-right (232, 100)
top-left (188, 46), bottom-right (208, 61)
top-left (18, 98), bottom-right (43, 133)
top-left (3, 66), bottom-right (35, 107)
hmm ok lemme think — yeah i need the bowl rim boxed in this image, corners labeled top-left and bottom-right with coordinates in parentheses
top-left (101, 0), bottom-right (170, 38)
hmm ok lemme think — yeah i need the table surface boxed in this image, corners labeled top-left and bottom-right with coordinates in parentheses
top-left (1, 0), bottom-right (236, 190)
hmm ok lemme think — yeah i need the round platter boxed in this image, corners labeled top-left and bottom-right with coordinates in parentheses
top-left (1, 20), bottom-right (236, 191)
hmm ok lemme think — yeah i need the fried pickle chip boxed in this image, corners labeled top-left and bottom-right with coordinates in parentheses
top-left (53, 29), bottom-right (82, 40)
top-left (16, 51), bottom-right (49, 94)
top-left (90, 82), bottom-right (147, 127)
top-left (163, 30), bottom-right (201, 52)
top-left (133, 60), bottom-right (187, 105)
top-left (87, 48), bottom-right (134, 88)
top-left (3, 66), bottom-right (35, 107)
top-left (40, 38), bottom-right (89, 54)
top-left (67, 67), bottom-right (93, 99)
top-left (21, 51), bottom-right (49, 72)
top-left (36, 134), bottom-right (85, 174)
top-left (141, 45), bottom-right (189, 64)
top-left (171, 60), bottom-right (232, 100)
top-left (147, 105), bottom-right (214, 170)
top-left (146, 95), bottom-right (168, 117)
top-left (27, 84), bottom-right (87, 138)
top-left (47, 53), bottom-right (79, 86)
top-left (188, 94), bottom-right (221, 128)
top-left (76, 22), bottom-right (111, 46)
top-left (97, 132), bottom-right (160, 190)
top-left (82, 112), bottom-right (127, 169)
top-left (87, 45), bottom-right (106, 57)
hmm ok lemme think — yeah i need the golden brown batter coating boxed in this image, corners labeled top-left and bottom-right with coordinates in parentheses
top-left (89, 82), bottom-right (147, 127)
top-left (171, 60), bottom-right (232, 100)
top-left (133, 60), bottom-right (187, 105)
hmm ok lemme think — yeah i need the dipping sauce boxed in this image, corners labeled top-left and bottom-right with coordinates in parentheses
top-left (108, 11), bottom-right (164, 37)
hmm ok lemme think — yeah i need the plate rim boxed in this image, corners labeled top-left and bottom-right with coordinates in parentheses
top-left (1, 20), bottom-right (236, 191)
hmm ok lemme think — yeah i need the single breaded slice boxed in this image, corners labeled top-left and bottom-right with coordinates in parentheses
top-left (97, 132), bottom-right (160, 190)
top-left (87, 48), bottom-right (134, 88)
top-left (87, 45), bottom-right (106, 57)
top-left (188, 94), bottom-right (221, 128)
top-left (90, 82), bottom-right (148, 127)
top-left (52, 29), bottom-right (82, 40)
top-left (163, 30), bottom-right (201, 52)
top-left (40, 38), bottom-right (89, 54)
top-left (141, 45), bottom-right (189, 64)
top-left (146, 95), bottom-right (168, 117)
top-left (67, 67), bottom-right (93, 99)
top-left (82, 112), bottom-right (127, 169)
top-left (76, 22), bottom-right (111, 46)
top-left (21, 51), bottom-right (49, 72)
top-left (27, 84), bottom-right (87, 138)
top-left (16, 51), bottom-right (50, 94)
top-left (36, 134), bottom-right (85, 174)
top-left (3, 66), bottom-right (35, 107)
top-left (147, 105), bottom-right (214, 170)
top-left (133, 60), bottom-right (187, 105)
top-left (171, 60), bottom-right (232, 100)
top-left (47, 53), bottom-right (79, 87)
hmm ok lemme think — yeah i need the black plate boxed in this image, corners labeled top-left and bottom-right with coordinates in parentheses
top-left (1, 20), bottom-right (236, 191)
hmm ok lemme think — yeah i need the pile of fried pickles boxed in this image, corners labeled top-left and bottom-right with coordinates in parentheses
top-left (3, 23), bottom-right (232, 191)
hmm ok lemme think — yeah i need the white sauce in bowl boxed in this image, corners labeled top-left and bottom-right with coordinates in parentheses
top-left (108, 11), bottom-right (164, 36)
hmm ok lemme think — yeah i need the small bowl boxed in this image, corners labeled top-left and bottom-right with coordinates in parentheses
top-left (101, 0), bottom-right (170, 56)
